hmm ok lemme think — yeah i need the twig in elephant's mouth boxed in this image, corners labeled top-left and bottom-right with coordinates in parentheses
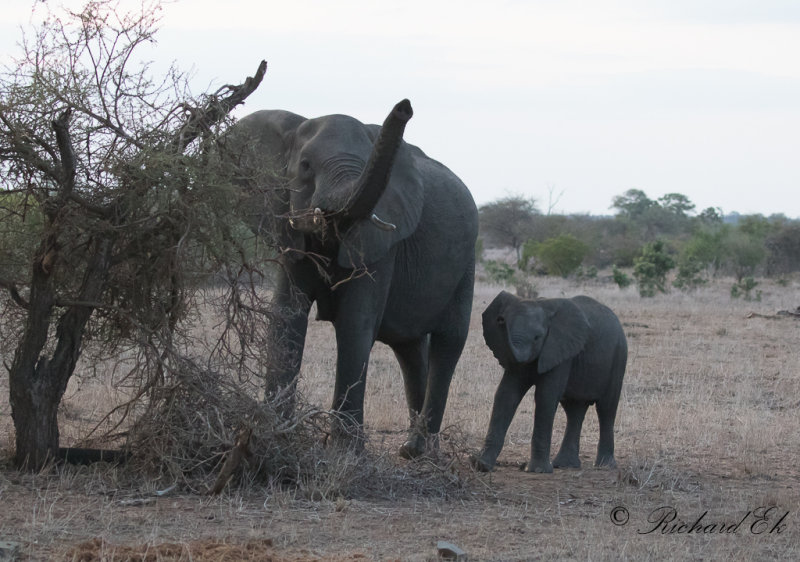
top-left (288, 207), bottom-right (329, 232)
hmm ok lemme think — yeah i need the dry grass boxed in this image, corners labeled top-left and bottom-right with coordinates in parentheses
top-left (1, 276), bottom-right (799, 560)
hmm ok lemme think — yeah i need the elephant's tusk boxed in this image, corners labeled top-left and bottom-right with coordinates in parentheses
top-left (370, 213), bottom-right (396, 231)
top-left (313, 207), bottom-right (324, 227)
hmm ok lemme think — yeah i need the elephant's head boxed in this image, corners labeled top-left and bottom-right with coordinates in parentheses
top-left (232, 100), bottom-right (424, 268)
top-left (482, 291), bottom-right (590, 373)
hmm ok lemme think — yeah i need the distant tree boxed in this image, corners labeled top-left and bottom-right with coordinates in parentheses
top-left (479, 195), bottom-right (539, 260)
top-left (765, 223), bottom-right (800, 275)
top-left (697, 207), bottom-right (724, 224)
top-left (611, 189), bottom-right (655, 220)
top-left (612, 189), bottom-right (695, 241)
top-left (658, 193), bottom-right (695, 217)
top-left (723, 231), bottom-right (766, 282)
top-left (737, 214), bottom-right (776, 241)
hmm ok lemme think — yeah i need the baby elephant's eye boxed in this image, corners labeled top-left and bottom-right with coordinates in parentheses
top-left (496, 316), bottom-right (505, 325)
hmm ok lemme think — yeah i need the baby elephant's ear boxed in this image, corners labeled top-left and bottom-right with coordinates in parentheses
top-left (482, 291), bottom-right (518, 368)
top-left (538, 298), bottom-right (590, 374)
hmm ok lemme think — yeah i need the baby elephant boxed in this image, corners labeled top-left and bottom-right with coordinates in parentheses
top-left (472, 292), bottom-right (627, 473)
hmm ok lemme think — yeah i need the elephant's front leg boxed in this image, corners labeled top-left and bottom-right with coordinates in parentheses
top-left (471, 368), bottom-right (533, 471)
top-left (526, 366), bottom-right (571, 473)
top-left (330, 272), bottom-right (392, 447)
top-left (265, 262), bottom-right (313, 414)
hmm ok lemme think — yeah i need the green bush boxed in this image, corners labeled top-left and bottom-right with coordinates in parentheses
top-left (681, 227), bottom-right (728, 276)
top-left (672, 257), bottom-right (707, 292)
top-left (730, 277), bottom-right (762, 301)
top-left (484, 260), bottom-right (516, 284)
top-left (633, 240), bottom-right (675, 297)
top-left (723, 231), bottom-right (766, 281)
top-left (519, 239), bottom-right (537, 271)
top-left (612, 265), bottom-right (632, 289)
top-left (523, 234), bottom-right (588, 278)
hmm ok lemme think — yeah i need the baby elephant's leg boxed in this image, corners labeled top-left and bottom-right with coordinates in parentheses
top-left (552, 399), bottom-right (589, 468)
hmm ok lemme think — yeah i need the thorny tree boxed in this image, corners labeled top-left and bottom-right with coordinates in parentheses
top-left (0, 1), bottom-right (267, 471)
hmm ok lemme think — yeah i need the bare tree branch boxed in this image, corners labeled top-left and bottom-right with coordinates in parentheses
top-left (52, 107), bottom-right (77, 201)
top-left (170, 60), bottom-right (267, 153)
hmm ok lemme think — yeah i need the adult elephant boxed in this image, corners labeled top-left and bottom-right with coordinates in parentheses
top-left (230, 100), bottom-right (478, 457)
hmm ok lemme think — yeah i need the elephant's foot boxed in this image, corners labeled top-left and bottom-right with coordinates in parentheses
top-left (330, 415), bottom-right (366, 452)
top-left (524, 459), bottom-right (553, 473)
top-left (552, 452), bottom-right (581, 469)
top-left (595, 454), bottom-right (617, 468)
top-left (399, 432), bottom-right (439, 459)
top-left (469, 453), bottom-right (495, 472)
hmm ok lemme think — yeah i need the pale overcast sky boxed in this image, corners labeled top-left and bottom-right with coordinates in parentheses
top-left (2, 0), bottom-right (799, 217)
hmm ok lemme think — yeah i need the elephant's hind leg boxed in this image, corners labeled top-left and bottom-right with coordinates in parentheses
top-left (390, 336), bottom-right (430, 421)
top-left (595, 391), bottom-right (621, 467)
top-left (552, 399), bottom-right (589, 468)
top-left (595, 345), bottom-right (625, 468)
top-left (401, 271), bottom-right (472, 459)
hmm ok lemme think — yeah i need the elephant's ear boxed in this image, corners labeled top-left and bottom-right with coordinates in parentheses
top-left (538, 298), bottom-right (591, 374)
top-left (233, 110), bottom-right (308, 257)
top-left (337, 133), bottom-right (425, 268)
top-left (481, 291), bottom-right (520, 369)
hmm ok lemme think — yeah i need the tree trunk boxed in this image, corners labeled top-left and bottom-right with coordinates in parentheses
top-left (9, 237), bottom-right (112, 471)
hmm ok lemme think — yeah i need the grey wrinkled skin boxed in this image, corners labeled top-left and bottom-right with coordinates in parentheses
top-left (229, 100), bottom-right (478, 458)
top-left (472, 292), bottom-right (627, 473)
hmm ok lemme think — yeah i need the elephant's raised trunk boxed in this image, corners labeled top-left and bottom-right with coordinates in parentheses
top-left (340, 99), bottom-right (413, 222)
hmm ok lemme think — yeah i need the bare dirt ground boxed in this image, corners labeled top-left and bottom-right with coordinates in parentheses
top-left (1, 277), bottom-right (799, 560)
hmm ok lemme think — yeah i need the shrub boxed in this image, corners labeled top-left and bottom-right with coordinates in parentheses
top-left (730, 277), bottom-right (762, 301)
top-left (515, 277), bottom-right (538, 299)
top-left (524, 234), bottom-right (588, 278)
top-left (672, 257), bottom-right (707, 292)
top-left (484, 260), bottom-right (516, 284)
top-left (633, 240), bottom-right (675, 297)
top-left (575, 265), bottom-right (598, 282)
top-left (723, 231), bottom-right (766, 282)
top-left (612, 265), bottom-right (632, 289)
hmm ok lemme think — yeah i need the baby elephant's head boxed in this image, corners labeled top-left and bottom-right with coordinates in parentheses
top-left (482, 291), bottom-right (590, 373)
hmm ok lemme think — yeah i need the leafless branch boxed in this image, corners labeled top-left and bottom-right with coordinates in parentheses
top-left (52, 107), bottom-right (77, 201)
top-left (170, 60), bottom-right (267, 153)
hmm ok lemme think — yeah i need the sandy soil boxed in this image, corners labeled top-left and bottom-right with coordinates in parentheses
top-left (1, 277), bottom-right (799, 560)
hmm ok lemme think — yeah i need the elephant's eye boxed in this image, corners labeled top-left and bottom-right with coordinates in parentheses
top-left (299, 160), bottom-right (312, 175)
top-left (496, 316), bottom-right (505, 326)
